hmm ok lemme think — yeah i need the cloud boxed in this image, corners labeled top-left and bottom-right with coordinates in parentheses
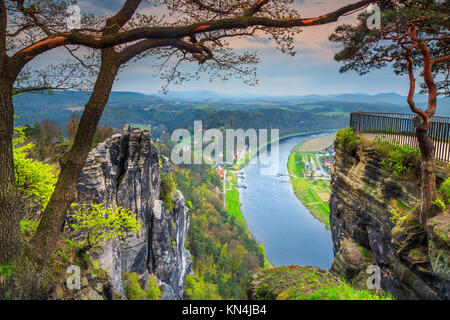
top-left (22, 1), bottom-right (407, 96)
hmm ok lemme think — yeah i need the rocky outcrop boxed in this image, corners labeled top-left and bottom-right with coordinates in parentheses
top-left (329, 145), bottom-right (450, 299)
top-left (75, 125), bottom-right (191, 300)
top-left (330, 240), bottom-right (373, 288)
top-left (150, 193), bottom-right (192, 300)
top-left (426, 214), bottom-right (450, 282)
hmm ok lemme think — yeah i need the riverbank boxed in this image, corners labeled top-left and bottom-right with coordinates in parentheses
top-left (234, 134), bottom-right (334, 268)
top-left (232, 129), bottom-right (337, 170)
top-left (225, 171), bottom-right (245, 222)
top-left (225, 171), bottom-right (274, 269)
top-left (287, 134), bottom-right (336, 228)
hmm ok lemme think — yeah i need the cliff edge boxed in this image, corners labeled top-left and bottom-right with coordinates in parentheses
top-left (329, 140), bottom-right (449, 299)
top-left (75, 125), bottom-right (192, 300)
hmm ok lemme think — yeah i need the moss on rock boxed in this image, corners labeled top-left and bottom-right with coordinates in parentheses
top-left (247, 265), bottom-right (388, 300)
top-left (426, 214), bottom-right (450, 280)
top-left (247, 266), bottom-right (341, 300)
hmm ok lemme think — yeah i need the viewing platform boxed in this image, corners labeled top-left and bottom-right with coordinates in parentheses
top-left (350, 112), bottom-right (450, 163)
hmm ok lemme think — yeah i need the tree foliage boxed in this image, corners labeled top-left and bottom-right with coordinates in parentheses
top-left (160, 172), bottom-right (177, 212)
top-left (330, 0), bottom-right (449, 96)
top-left (13, 125), bottom-right (58, 210)
top-left (184, 274), bottom-right (222, 300)
top-left (122, 272), bottom-right (162, 300)
top-left (171, 162), bottom-right (263, 299)
top-left (67, 202), bottom-right (141, 253)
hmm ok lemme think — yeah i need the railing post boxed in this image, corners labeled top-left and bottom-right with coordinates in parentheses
top-left (356, 110), bottom-right (362, 133)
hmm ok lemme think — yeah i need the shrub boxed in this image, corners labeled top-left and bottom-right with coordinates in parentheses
top-left (0, 265), bottom-right (14, 278)
top-left (123, 272), bottom-right (146, 300)
top-left (146, 274), bottom-right (162, 300)
top-left (123, 272), bottom-right (161, 300)
top-left (432, 197), bottom-right (446, 213)
top-left (439, 178), bottom-right (450, 204)
top-left (381, 144), bottom-right (420, 178)
top-left (160, 172), bottom-right (176, 211)
top-left (20, 219), bottom-right (39, 236)
top-left (334, 128), bottom-right (361, 155)
top-left (67, 202), bottom-right (141, 253)
top-left (184, 274), bottom-right (222, 300)
top-left (389, 208), bottom-right (407, 225)
top-left (13, 126), bottom-right (58, 209)
top-left (372, 138), bottom-right (396, 157)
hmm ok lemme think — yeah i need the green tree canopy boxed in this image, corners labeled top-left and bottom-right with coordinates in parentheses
top-left (67, 202), bottom-right (141, 253)
top-left (13, 126), bottom-right (58, 210)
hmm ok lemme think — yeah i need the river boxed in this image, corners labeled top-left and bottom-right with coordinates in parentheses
top-left (239, 135), bottom-right (334, 269)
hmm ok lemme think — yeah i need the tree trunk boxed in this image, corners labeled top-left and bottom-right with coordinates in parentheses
top-left (9, 56), bottom-right (120, 299)
top-left (416, 125), bottom-right (436, 225)
top-left (0, 75), bottom-right (22, 266)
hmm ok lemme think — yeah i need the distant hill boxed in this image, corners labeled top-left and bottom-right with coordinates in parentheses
top-left (152, 90), bottom-right (449, 114)
top-left (13, 91), bottom-right (161, 107)
top-left (12, 90), bottom-right (449, 135)
top-left (14, 89), bottom-right (449, 109)
top-left (155, 90), bottom-right (448, 109)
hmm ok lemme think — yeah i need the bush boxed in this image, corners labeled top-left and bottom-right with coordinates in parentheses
top-left (381, 144), bottom-right (420, 178)
top-left (334, 128), bottom-right (361, 155)
top-left (160, 172), bottom-right (176, 211)
top-left (439, 178), bottom-right (450, 204)
top-left (146, 274), bottom-right (162, 300)
top-left (20, 219), bottom-right (39, 236)
top-left (123, 272), bottom-right (161, 300)
top-left (184, 274), bottom-right (222, 300)
top-left (0, 265), bottom-right (14, 278)
top-left (13, 126), bottom-right (58, 209)
top-left (432, 198), bottom-right (446, 213)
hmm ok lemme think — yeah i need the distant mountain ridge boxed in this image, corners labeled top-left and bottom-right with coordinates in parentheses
top-left (13, 91), bottom-right (162, 107)
top-left (158, 90), bottom-right (448, 109)
top-left (13, 90), bottom-right (449, 111)
top-left (12, 90), bottom-right (449, 131)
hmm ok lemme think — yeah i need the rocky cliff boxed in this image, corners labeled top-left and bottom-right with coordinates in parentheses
top-left (75, 125), bottom-right (191, 300)
top-left (329, 144), bottom-right (449, 299)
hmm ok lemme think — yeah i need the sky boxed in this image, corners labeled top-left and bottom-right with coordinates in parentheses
top-left (30, 0), bottom-right (410, 96)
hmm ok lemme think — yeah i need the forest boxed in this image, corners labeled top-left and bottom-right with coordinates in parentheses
top-left (160, 145), bottom-right (265, 300)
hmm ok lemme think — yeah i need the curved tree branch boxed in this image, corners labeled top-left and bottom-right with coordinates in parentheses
top-left (9, 0), bottom-right (376, 75)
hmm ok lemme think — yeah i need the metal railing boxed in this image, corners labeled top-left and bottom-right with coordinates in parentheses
top-left (350, 112), bottom-right (450, 163)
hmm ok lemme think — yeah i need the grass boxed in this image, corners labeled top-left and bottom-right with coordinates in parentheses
top-left (296, 283), bottom-right (392, 300)
top-left (287, 144), bottom-right (331, 228)
top-left (250, 266), bottom-right (391, 300)
top-left (225, 172), bottom-right (245, 222)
